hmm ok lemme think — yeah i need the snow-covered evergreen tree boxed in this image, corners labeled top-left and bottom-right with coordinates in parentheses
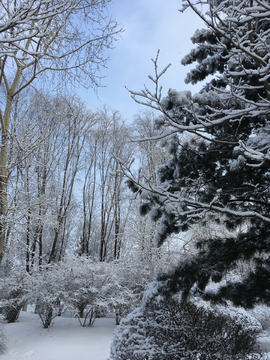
top-left (126, 0), bottom-right (270, 308)
top-left (110, 298), bottom-right (262, 360)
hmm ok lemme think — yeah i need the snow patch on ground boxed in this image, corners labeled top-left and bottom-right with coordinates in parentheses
top-left (1, 309), bottom-right (270, 360)
top-left (1, 311), bottom-right (116, 360)
top-left (257, 331), bottom-right (270, 353)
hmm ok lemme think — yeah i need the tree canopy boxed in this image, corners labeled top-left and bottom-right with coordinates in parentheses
top-left (0, 0), bottom-right (122, 265)
top-left (126, 0), bottom-right (270, 308)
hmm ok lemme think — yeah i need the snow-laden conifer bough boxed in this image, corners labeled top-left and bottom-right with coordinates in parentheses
top-left (122, 0), bottom-right (270, 309)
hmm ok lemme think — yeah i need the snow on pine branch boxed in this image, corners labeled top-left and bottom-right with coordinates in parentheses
top-left (119, 159), bottom-right (270, 227)
top-left (119, 0), bottom-right (270, 311)
top-left (128, 35), bottom-right (270, 166)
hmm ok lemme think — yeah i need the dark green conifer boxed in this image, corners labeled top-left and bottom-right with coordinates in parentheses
top-left (128, 0), bottom-right (270, 308)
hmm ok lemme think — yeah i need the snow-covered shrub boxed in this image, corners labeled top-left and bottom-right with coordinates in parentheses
top-left (115, 303), bottom-right (131, 326)
top-left (0, 254), bottom-right (156, 329)
top-left (58, 256), bottom-right (141, 326)
top-left (107, 264), bottom-right (140, 325)
top-left (250, 305), bottom-right (270, 331)
top-left (198, 272), bottom-right (270, 333)
top-left (29, 265), bottom-right (68, 328)
top-left (34, 294), bottom-right (66, 329)
top-left (193, 298), bottom-right (263, 333)
top-left (58, 256), bottom-right (109, 326)
top-left (95, 305), bottom-right (107, 318)
top-left (112, 259), bottom-right (150, 324)
top-left (71, 284), bottom-right (99, 327)
top-left (0, 268), bottom-right (29, 323)
top-left (110, 299), bottom-right (263, 360)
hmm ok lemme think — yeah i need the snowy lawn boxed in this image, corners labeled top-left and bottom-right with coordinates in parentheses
top-left (1, 310), bottom-right (116, 360)
top-left (2, 309), bottom-right (270, 360)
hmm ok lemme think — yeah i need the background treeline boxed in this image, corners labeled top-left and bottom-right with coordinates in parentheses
top-left (1, 88), bottom-right (179, 275)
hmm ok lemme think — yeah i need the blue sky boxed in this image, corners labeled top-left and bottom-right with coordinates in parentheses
top-left (79, 0), bottom-right (205, 122)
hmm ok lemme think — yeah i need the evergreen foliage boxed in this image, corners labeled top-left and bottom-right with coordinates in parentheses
top-left (110, 299), bottom-right (263, 360)
top-left (126, 0), bottom-right (270, 308)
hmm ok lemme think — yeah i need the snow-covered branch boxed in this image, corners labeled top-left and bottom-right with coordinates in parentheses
top-left (122, 164), bottom-right (270, 227)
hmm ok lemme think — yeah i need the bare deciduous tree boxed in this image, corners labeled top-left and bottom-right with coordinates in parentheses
top-left (79, 108), bottom-right (133, 261)
top-left (0, 0), bottom-right (122, 264)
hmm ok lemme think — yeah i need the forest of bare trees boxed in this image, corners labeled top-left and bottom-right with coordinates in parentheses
top-left (0, 83), bottom-right (178, 275)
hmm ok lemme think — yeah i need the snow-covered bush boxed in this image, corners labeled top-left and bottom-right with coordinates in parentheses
top-left (0, 268), bottom-right (29, 323)
top-left (250, 305), bottom-right (270, 331)
top-left (112, 259), bottom-right (151, 324)
top-left (58, 256), bottom-right (143, 326)
top-left (115, 303), bottom-right (131, 326)
top-left (110, 299), bottom-right (263, 360)
top-left (196, 273), bottom-right (270, 333)
top-left (0, 255), bottom-right (155, 328)
top-left (29, 265), bottom-right (68, 328)
top-left (193, 298), bottom-right (263, 334)
top-left (57, 256), bottom-right (110, 326)
top-left (34, 299), bottom-right (61, 328)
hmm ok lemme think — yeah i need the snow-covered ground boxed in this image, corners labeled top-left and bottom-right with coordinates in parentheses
top-left (258, 332), bottom-right (270, 354)
top-left (1, 310), bottom-right (116, 360)
top-left (1, 309), bottom-right (270, 360)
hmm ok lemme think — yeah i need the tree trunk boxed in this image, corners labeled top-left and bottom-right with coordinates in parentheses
top-left (0, 66), bottom-right (23, 265)
top-left (0, 128), bottom-right (9, 265)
